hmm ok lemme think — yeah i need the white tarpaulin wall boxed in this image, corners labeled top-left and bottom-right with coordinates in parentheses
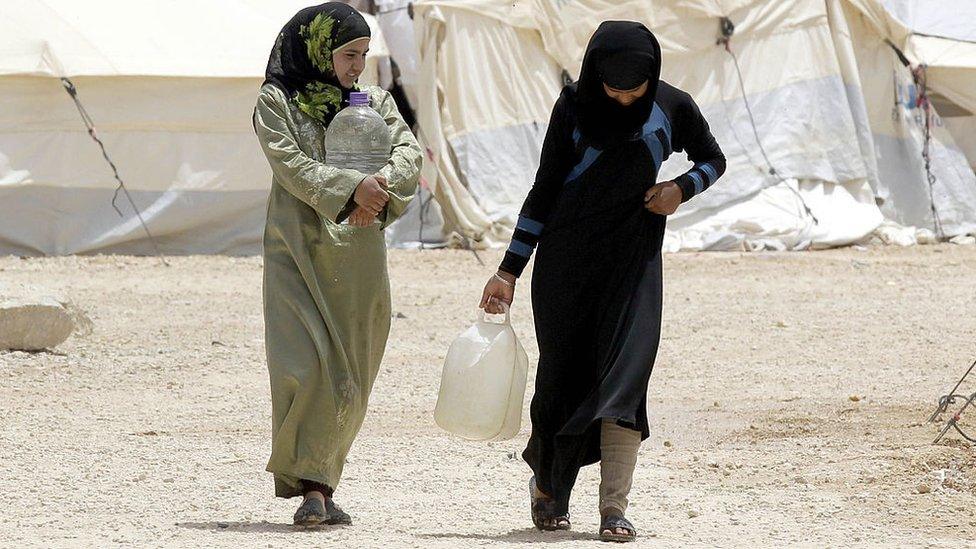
top-left (2, 0), bottom-right (973, 255)
top-left (0, 0), bottom-right (393, 255)
top-left (881, 0), bottom-right (976, 171)
top-left (412, 0), bottom-right (976, 251)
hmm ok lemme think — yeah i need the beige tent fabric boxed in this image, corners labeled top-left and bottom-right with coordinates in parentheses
top-left (412, 3), bottom-right (562, 245)
top-left (908, 36), bottom-right (976, 113)
top-left (0, 1), bottom-right (395, 255)
top-left (411, 0), bottom-right (976, 247)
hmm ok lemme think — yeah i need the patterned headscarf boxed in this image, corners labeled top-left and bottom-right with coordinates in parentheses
top-left (262, 3), bottom-right (371, 125)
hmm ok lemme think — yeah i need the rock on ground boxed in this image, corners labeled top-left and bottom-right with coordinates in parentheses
top-left (0, 284), bottom-right (75, 351)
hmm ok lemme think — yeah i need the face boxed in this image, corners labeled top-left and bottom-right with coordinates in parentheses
top-left (602, 80), bottom-right (649, 106)
top-left (332, 37), bottom-right (370, 88)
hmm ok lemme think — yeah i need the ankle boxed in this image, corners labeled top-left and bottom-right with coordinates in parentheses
top-left (601, 507), bottom-right (625, 519)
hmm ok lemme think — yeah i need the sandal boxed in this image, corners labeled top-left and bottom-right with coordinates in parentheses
top-left (599, 514), bottom-right (637, 543)
top-left (528, 476), bottom-right (571, 531)
top-left (293, 496), bottom-right (328, 527)
top-left (323, 498), bottom-right (352, 525)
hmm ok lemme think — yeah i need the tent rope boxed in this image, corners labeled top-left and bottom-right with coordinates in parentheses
top-left (912, 65), bottom-right (945, 239)
top-left (60, 78), bottom-right (168, 265)
top-left (717, 18), bottom-right (819, 226)
top-left (885, 41), bottom-right (945, 239)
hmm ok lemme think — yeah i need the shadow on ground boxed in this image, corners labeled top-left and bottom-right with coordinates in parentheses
top-left (419, 527), bottom-right (597, 543)
top-left (176, 521), bottom-right (349, 534)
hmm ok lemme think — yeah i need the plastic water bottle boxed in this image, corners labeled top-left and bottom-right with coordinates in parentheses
top-left (325, 91), bottom-right (391, 175)
top-left (434, 304), bottom-right (529, 441)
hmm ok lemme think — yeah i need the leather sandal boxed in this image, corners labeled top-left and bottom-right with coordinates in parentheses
top-left (599, 514), bottom-right (637, 542)
top-left (529, 476), bottom-right (571, 531)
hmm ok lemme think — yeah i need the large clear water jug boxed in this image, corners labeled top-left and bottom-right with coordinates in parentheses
top-left (434, 305), bottom-right (529, 441)
top-left (324, 91), bottom-right (391, 175)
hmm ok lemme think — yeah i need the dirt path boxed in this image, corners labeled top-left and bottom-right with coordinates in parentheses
top-left (1, 246), bottom-right (975, 547)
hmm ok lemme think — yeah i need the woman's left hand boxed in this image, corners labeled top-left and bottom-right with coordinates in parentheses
top-left (644, 181), bottom-right (683, 215)
top-left (348, 205), bottom-right (377, 227)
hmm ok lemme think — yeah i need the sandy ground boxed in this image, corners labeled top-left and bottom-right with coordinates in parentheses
top-left (2, 245), bottom-right (976, 548)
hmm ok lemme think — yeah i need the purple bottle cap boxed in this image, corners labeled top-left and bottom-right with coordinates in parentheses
top-left (349, 91), bottom-right (369, 107)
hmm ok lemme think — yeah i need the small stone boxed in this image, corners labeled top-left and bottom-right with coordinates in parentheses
top-left (687, 510), bottom-right (700, 518)
top-left (849, 395), bottom-right (861, 402)
top-left (395, 312), bottom-right (407, 319)
top-left (916, 483), bottom-right (931, 494)
top-left (217, 522), bottom-right (229, 529)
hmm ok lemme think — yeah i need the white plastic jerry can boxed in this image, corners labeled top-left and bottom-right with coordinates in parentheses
top-left (434, 305), bottom-right (529, 441)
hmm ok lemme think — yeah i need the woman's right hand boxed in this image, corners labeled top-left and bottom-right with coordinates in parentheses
top-left (348, 205), bottom-right (376, 227)
top-left (354, 175), bottom-right (389, 214)
top-left (480, 271), bottom-right (516, 314)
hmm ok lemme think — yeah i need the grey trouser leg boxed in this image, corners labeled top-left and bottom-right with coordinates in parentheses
top-left (599, 418), bottom-right (642, 515)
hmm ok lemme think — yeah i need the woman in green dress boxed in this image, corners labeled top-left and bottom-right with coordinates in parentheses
top-left (253, 2), bottom-right (422, 526)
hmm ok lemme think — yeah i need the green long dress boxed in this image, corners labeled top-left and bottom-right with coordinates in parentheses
top-left (254, 83), bottom-right (422, 498)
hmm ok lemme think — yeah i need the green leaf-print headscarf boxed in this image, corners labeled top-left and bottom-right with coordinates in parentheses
top-left (262, 3), bottom-right (371, 125)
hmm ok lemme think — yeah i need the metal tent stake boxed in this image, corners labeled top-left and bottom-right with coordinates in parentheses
top-left (930, 358), bottom-right (976, 444)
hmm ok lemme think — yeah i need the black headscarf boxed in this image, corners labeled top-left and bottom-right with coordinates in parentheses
top-left (575, 21), bottom-right (661, 148)
top-left (263, 2), bottom-right (371, 125)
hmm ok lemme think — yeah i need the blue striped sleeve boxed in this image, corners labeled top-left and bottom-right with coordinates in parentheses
top-left (516, 216), bottom-right (544, 236)
top-left (507, 239), bottom-right (534, 258)
top-left (698, 162), bottom-right (718, 184)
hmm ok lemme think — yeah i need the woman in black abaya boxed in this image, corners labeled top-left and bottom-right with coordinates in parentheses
top-left (480, 21), bottom-right (726, 542)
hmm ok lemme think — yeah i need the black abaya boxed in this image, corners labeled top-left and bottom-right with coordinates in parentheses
top-left (497, 22), bottom-right (726, 515)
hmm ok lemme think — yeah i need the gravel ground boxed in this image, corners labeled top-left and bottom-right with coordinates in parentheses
top-left (1, 245), bottom-right (975, 548)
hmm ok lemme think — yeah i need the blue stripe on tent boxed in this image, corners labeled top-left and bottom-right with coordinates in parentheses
top-left (564, 146), bottom-right (602, 184)
top-left (508, 239), bottom-right (534, 258)
top-left (688, 171), bottom-right (705, 195)
top-left (698, 162), bottom-right (718, 184)
top-left (516, 216), bottom-right (544, 235)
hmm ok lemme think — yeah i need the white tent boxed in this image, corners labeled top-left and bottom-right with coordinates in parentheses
top-left (411, 0), bottom-right (976, 251)
top-left (0, 0), bottom-right (391, 255)
top-left (2, 0), bottom-right (974, 255)
top-left (880, 0), bottom-right (976, 171)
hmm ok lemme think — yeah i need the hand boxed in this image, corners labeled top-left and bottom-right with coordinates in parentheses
top-left (354, 175), bottom-right (390, 214)
top-left (644, 181), bottom-right (683, 215)
top-left (348, 205), bottom-right (376, 227)
top-left (479, 272), bottom-right (515, 314)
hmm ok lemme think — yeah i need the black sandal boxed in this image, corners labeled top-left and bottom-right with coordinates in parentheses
top-left (599, 515), bottom-right (637, 543)
top-left (323, 498), bottom-right (352, 525)
top-left (529, 476), bottom-right (571, 531)
top-left (293, 496), bottom-right (328, 527)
